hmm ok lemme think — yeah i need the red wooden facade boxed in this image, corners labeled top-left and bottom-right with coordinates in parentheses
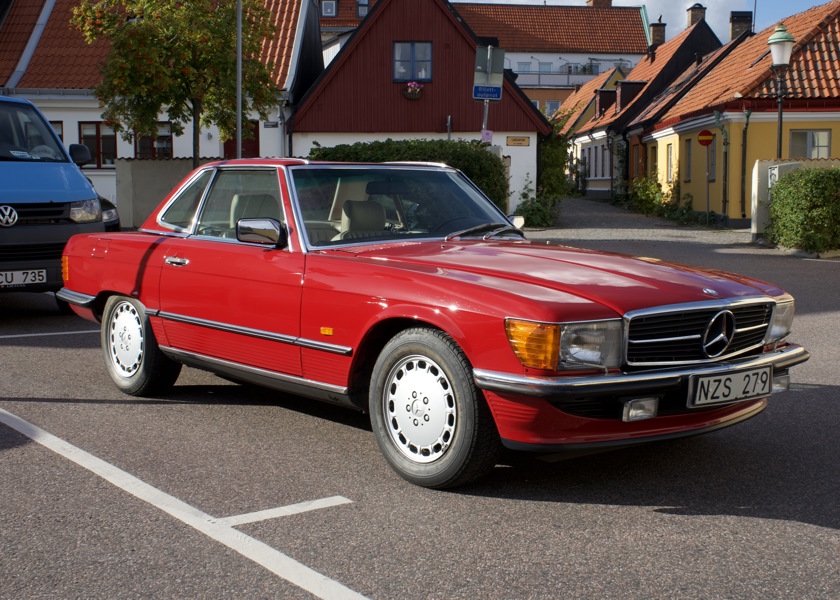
top-left (293, 0), bottom-right (550, 136)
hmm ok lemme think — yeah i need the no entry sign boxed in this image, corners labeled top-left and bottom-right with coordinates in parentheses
top-left (698, 129), bottom-right (714, 146)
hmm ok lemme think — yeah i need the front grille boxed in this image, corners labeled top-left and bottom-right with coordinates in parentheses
top-left (626, 301), bottom-right (773, 366)
top-left (4, 203), bottom-right (71, 225)
top-left (0, 242), bottom-right (66, 262)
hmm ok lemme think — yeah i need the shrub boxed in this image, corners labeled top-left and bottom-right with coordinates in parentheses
top-left (514, 175), bottom-right (561, 227)
top-left (308, 138), bottom-right (509, 212)
top-left (766, 167), bottom-right (840, 253)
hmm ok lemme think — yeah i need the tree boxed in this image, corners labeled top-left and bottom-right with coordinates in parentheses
top-left (72, 0), bottom-right (278, 167)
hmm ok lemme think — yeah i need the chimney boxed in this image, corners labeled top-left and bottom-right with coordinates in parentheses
top-left (687, 3), bottom-right (706, 28)
top-left (586, 0), bottom-right (612, 7)
top-left (650, 19), bottom-right (666, 47)
top-left (730, 11), bottom-right (753, 40)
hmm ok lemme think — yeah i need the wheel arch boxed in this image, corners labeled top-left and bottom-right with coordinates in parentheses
top-left (348, 314), bottom-right (462, 408)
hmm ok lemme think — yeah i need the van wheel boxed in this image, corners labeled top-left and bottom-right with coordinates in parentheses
top-left (101, 296), bottom-right (181, 396)
top-left (369, 328), bottom-right (501, 489)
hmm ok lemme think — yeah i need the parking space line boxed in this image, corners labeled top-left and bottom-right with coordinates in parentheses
top-left (0, 408), bottom-right (368, 600)
top-left (213, 496), bottom-right (353, 527)
top-left (0, 329), bottom-right (99, 340)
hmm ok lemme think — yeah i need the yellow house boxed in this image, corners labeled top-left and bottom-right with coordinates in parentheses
top-left (637, 1), bottom-right (840, 224)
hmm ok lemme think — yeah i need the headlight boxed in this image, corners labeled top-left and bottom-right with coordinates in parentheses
top-left (558, 320), bottom-right (623, 369)
top-left (506, 318), bottom-right (623, 371)
top-left (102, 206), bottom-right (119, 223)
top-left (69, 198), bottom-right (102, 223)
top-left (765, 298), bottom-right (795, 345)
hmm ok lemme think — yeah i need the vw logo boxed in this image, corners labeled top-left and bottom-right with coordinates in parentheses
top-left (0, 205), bottom-right (18, 227)
top-left (703, 310), bottom-right (736, 358)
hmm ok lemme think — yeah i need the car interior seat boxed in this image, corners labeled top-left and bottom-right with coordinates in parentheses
top-left (230, 193), bottom-right (281, 228)
top-left (335, 199), bottom-right (387, 240)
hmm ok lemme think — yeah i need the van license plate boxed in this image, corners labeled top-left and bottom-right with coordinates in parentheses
top-left (0, 269), bottom-right (47, 287)
top-left (690, 366), bottom-right (772, 406)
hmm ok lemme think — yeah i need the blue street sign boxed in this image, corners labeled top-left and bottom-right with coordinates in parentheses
top-left (473, 85), bottom-right (502, 101)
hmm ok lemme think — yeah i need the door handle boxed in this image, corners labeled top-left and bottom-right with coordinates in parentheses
top-left (164, 256), bottom-right (190, 267)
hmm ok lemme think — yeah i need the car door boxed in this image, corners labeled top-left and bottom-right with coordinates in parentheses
top-left (157, 167), bottom-right (304, 377)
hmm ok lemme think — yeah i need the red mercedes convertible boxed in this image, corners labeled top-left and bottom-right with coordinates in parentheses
top-left (58, 159), bottom-right (809, 488)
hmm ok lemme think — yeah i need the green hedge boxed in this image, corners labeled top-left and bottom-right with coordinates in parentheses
top-left (767, 167), bottom-right (840, 254)
top-left (308, 138), bottom-right (510, 212)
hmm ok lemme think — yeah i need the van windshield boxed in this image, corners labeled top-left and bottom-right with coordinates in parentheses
top-left (0, 102), bottom-right (67, 162)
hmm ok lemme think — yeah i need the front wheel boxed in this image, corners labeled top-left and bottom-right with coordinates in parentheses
top-left (369, 328), bottom-right (502, 489)
top-left (101, 296), bottom-right (181, 396)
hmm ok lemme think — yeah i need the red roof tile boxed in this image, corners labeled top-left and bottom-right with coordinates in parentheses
top-left (15, 0), bottom-right (108, 89)
top-left (661, 0), bottom-right (840, 122)
top-left (453, 4), bottom-right (649, 54)
top-left (6, 0), bottom-right (303, 90)
top-left (0, 0), bottom-right (47, 85)
top-left (262, 0), bottom-right (304, 87)
top-left (556, 68), bottom-right (619, 134)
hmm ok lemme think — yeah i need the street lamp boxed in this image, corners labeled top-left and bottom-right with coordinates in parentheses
top-left (768, 23), bottom-right (795, 160)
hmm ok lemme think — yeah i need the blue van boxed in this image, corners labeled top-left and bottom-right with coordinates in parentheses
top-left (0, 95), bottom-right (117, 301)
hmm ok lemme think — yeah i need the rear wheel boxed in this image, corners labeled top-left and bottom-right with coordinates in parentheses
top-left (101, 296), bottom-right (181, 396)
top-left (369, 328), bottom-right (501, 489)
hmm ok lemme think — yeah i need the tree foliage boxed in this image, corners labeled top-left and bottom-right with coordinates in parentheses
top-left (72, 0), bottom-right (278, 165)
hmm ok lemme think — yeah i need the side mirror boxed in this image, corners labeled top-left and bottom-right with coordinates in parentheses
top-left (68, 144), bottom-right (92, 166)
top-left (237, 218), bottom-right (288, 249)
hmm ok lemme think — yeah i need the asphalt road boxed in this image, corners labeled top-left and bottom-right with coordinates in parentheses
top-left (2, 197), bottom-right (838, 599)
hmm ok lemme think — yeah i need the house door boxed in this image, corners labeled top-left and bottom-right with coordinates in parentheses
top-left (223, 120), bottom-right (260, 158)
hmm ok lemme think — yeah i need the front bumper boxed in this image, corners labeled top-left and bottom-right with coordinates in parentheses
top-left (474, 344), bottom-right (809, 399)
top-left (474, 344), bottom-right (809, 451)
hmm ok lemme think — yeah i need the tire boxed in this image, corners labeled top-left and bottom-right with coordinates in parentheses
top-left (101, 296), bottom-right (181, 396)
top-left (369, 328), bottom-right (502, 489)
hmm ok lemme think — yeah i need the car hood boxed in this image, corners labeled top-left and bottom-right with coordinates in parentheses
top-left (0, 162), bottom-right (97, 203)
top-left (330, 239), bottom-right (786, 316)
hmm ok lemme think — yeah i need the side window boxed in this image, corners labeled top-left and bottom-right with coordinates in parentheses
top-left (135, 123), bottom-right (173, 159)
top-left (158, 170), bottom-right (213, 231)
top-left (195, 169), bottom-right (283, 238)
top-left (79, 122), bottom-right (117, 168)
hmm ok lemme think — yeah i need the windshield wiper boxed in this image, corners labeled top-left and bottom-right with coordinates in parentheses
top-left (444, 222), bottom-right (524, 241)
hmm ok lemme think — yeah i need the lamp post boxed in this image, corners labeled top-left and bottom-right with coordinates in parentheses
top-left (768, 23), bottom-right (795, 160)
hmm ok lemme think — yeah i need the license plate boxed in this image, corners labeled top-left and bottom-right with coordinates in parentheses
top-left (690, 366), bottom-right (772, 406)
top-left (0, 269), bottom-right (47, 288)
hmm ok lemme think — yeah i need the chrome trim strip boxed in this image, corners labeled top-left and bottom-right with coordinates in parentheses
top-left (56, 288), bottom-right (96, 308)
top-left (161, 346), bottom-right (349, 396)
top-left (474, 344), bottom-right (809, 398)
top-left (157, 311), bottom-right (353, 356)
top-left (623, 296), bottom-right (776, 319)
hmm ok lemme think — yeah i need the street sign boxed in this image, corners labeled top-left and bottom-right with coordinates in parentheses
top-left (474, 46), bottom-right (504, 102)
top-left (698, 129), bottom-right (714, 146)
top-left (473, 85), bottom-right (502, 101)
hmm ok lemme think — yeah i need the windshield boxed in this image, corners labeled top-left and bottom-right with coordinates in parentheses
top-left (0, 102), bottom-right (67, 162)
top-left (290, 165), bottom-right (514, 247)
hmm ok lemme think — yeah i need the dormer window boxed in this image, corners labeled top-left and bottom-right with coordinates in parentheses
top-left (321, 1), bottom-right (337, 17)
top-left (393, 42), bottom-right (432, 81)
top-left (357, 0), bottom-right (369, 18)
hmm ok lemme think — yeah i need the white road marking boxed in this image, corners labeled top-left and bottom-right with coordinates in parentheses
top-left (0, 408), bottom-right (367, 600)
top-left (213, 496), bottom-right (354, 527)
top-left (0, 330), bottom-right (99, 340)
